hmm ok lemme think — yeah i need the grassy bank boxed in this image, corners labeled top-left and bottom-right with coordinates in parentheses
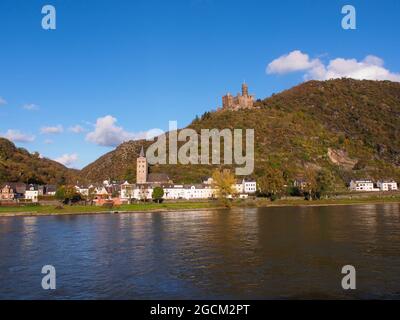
top-left (1, 195), bottom-right (400, 217)
top-left (0, 201), bottom-right (221, 216)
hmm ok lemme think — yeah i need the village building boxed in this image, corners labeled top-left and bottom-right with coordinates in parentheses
top-left (0, 184), bottom-right (15, 201)
top-left (0, 183), bottom-right (56, 199)
top-left (75, 185), bottom-right (90, 196)
top-left (119, 149), bottom-right (256, 202)
top-left (243, 179), bottom-right (257, 194)
top-left (93, 185), bottom-right (109, 198)
top-left (43, 185), bottom-right (57, 196)
top-left (377, 180), bottom-right (398, 191)
top-left (147, 173), bottom-right (171, 185)
top-left (0, 182), bottom-right (28, 201)
top-left (234, 179), bottom-right (257, 195)
top-left (349, 180), bottom-right (380, 192)
top-left (162, 184), bottom-right (186, 200)
top-left (25, 185), bottom-right (39, 202)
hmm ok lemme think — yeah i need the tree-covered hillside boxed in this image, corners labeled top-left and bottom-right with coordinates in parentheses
top-left (2, 79), bottom-right (400, 190)
top-left (80, 79), bottom-right (400, 189)
top-left (0, 138), bottom-right (78, 185)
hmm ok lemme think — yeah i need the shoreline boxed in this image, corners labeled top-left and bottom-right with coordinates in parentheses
top-left (1, 198), bottom-right (400, 218)
top-left (0, 206), bottom-right (225, 218)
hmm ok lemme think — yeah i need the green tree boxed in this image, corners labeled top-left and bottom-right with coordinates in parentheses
top-left (55, 185), bottom-right (80, 205)
top-left (303, 169), bottom-right (317, 200)
top-left (316, 169), bottom-right (335, 198)
top-left (212, 169), bottom-right (236, 207)
top-left (87, 186), bottom-right (96, 206)
top-left (152, 186), bottom-right (164, 203)
top-left (258, 167), bottom-right (285, 201)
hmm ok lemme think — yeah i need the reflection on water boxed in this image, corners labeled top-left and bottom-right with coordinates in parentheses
top-left (0, 204), bottom-right (400, 299)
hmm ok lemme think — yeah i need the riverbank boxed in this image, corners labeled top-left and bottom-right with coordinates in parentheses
top-left (0, 201), bottom-right (222, 217)
top-left (1, 194), bottom-right (400, 217)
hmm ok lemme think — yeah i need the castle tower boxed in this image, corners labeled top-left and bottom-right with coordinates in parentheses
top-left (136, 146), bottom-right (148, 184)
top-left (242, 83), bottom-right (248, 97)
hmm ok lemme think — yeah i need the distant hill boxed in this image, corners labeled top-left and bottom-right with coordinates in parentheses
top-left (2, 79), bottom-right (400, 189)
top-left (80, 79), bottom-right (400, 188)
top-left (0, 138), bottom-right (78, 185)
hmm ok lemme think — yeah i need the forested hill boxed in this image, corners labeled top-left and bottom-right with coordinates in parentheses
top-left (2, 79), bottom-right (400, 189)
top-left (0, 138), bottom-right (78, 185)
top-left (80, 79), bottom-right (400, 189)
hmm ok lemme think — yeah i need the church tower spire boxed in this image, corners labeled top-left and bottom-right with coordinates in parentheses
top-left (136, 146), bottom-right (148, 184)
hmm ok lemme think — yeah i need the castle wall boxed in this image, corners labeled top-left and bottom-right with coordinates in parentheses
top-left (221, 84), bottom-right (254, 110)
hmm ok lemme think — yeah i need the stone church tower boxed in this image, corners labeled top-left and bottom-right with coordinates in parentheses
top-left (136, 146), bottom-right (148, 184)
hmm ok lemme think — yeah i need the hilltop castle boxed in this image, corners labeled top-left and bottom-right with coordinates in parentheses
top-left (220, 83), bottom-right (255, 111)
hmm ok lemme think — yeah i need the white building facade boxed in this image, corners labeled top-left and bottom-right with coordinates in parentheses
top-left (377, 181), bottom-right (398, 191)
top-left (119, 179), bottom-right (256, 202)
top-left (25, 186), bottom-right (39, 202)
top-left (349, 180), bottom-right (379, 192)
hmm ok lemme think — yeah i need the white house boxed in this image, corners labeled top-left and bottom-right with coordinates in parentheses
top-left (349, 180), bottom-right (379, 192)
top-left (75, 185), bottom-right (89, 196)
top-left (163, 185), bottom-right (186, 200)
top-left (377, 180), bottom-right (398, 191)
top-left (94, 185), bottom-right (109, 196)
top-left (243, 180), bottom-right (257, 194)
top-left (134, 186), bottom-right (153, 200)
top-left (183, 185), bottom-right (215, 200)
top-left (25, 185), bottom-right (39, 203)
top-left (120, 181), bottom-right (134, 200)
top-left (120, 182), bottom-right (153, 201)
top-left (160, 184), bottom-right (216, 200)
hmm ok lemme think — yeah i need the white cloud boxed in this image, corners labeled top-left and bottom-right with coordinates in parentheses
top-left (86, 115), bottom-right (148, 147)
top-left (40, 125), bottom-right (64, 134)
top-left (22, 103), bottom-right (39, 111)
top-left (69, 125), bottom-right (86, 133)
top-left (54, 153), bottom-right (78, 167)
top-left (267, 50), bottom-right (323, 75)
top-left (313, 55), bottom-right (400, 82)
top-left (1, 129), bottom-right (35, 143)
top-left (267, 50), bottom-right (400, 82)
top-left (0, 97), bottom-right (7, 106)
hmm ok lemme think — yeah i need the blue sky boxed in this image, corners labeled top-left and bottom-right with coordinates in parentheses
top-left (0, 0), bottom-right (399, 168)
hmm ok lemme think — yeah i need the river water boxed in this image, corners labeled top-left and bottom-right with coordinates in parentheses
top-left (1, 204), bottom-right (400, 299)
